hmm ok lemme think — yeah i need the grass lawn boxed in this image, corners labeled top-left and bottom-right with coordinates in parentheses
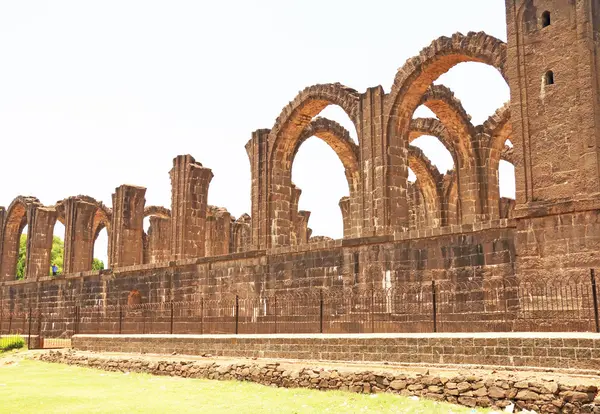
top-left (0, 357), bottom-right (489, 413)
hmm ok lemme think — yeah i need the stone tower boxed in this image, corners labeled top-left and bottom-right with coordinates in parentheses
top-left (506, 0), bottom-right (600, 205)
top-left (507, 0), bottom-right (600, 279)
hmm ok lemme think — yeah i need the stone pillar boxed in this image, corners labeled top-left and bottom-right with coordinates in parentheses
top-left (289, 185), bottom-right (302, 245)
top-left (62, 199), bottom-right (99, 274)
top-left (170, 155), bottom-right (213, 260)
top-left (295, 211), bottom-right (311, 245)
top-left (246, 129), bottom-right (270, 250)
top-left (109, 185), bottom-right (146, 268)
top-left (25, 207), bottom-right (57, 280)
top-left (359, 86), bottom-right (409, 236)
top-left (205, 206), bottom-right (231, 257)
top-left (147, 216), bottom-right (171, 264)
top-left (339, 197), bottom-right (351, 238)
top-left (230, 214), bottom-right (252, 253)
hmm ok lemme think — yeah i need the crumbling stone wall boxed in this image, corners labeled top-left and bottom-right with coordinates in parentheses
top-left (40, 349), bottom-right (600, 413)
top-left (2, 1), bottom-right (600, 310)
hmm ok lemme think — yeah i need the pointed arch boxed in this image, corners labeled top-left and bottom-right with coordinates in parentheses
top-left (383, 32), bottom-right (507, 230)
top-left (419, 84), bottom-right (475, 141)
top-left (269, 83), bottom-right (360, 164)
top-left (408, 146), bottom-right (443, 228)
top-left (268, 86), bottom-right (361, 246)
top-left (480, 103), bottom-right (513, 219)
top-left (386, 31), bottom-right (507, 127)
top-left (293, 117), bottom-right (360, 194)
top-left (0, 196), bottom-right (41, 280)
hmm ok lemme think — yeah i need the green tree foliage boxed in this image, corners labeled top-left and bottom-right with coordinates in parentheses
top-left (16, 235), bottom-right (27, 280)
top-left (15, 235), bottom-right (104, 278)
top-left (92, 258), bottom-right (105, 271)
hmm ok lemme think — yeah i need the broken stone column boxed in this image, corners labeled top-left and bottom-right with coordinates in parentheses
top-left (246, 129), bottom-right (270, 250)
top-left (170, 155), bottom-right (213, 260)
top-left (205, 206), bottom-right (231, 257)
top-left (230, 214), bottom-right (252, 253)
top-left (147, 216), bottom-right (172, 264)
top-left (62, 199), bottom-right (99, 274)
top-left (26, 207), bottom-right (57, 280)
top-left (109, 185), bottom-right (146, 268)
top-left (339, 196), bottom-right (350, 238)
top-left (295, 211), bottom-right (311, 245)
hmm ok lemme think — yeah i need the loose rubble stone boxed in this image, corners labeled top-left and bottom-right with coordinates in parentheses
top-left (36, 351), bottom-right (600, 414)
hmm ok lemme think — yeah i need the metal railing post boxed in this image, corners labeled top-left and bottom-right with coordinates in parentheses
top-left (432, 280), bottom-right (437, 333)
top-left (74, 306), bottom-right (79, 335)
top-left (591, 269), bottom-right (599, 333)
top-left (200, 297), bottom-right (204, 335)
top-left (370, 289), bottom-right (375, 334)
top-left (274, 296), bottom-right (278, 334)
top-left (119, 305), bottom-right (123, 335)
top-left (235, 295), bottom-right (239, 335)
top-left (319, 290), bottom-right (324, 334)
top-left (170, 302), bottom-right (174, 335)
top-left (27, 307), bottom-right (32, 349)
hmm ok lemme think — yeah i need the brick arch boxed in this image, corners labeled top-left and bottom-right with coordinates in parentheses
top-left (292, 117), bottom-right (360, 194)
top-left (480, 103), bottom-right (512, 219)
top-left (409, 118), bottom-right (459, 164)
top-left (408, 146), bottom-right (443, 228)
top-left (268, 84), bottom-right (361, 246)
top-left (0, 196), bottom-right (41, 280)
top-left (144, 206), bottom-right (171, 219)
top-left (268, 83), bottom-right (360, 160)
top-left (384, 32), bottom-right (507, 231)
top-left (419, 84), bottom-right (475, 142)
top-left (386, 32), bottom-right (507, 127)
top-left (442, 172), bottom-right (460, 226)
top-left (409, 117), bottom-right (480, 224)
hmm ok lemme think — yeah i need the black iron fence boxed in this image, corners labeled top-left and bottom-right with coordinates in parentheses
top-left (2, 273), bottom-right (600, 349)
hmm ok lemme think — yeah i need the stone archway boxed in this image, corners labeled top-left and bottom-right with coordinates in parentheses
top-left (383, 31), bottom-right (507, 232)
top-left (267, 83), bottom-right (361, 247)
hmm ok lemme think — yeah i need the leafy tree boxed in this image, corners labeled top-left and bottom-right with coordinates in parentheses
top-left (15, 235), bottom-right (104, 278)
top-left (49, 236), bottom-right (64, 275)
top-left (16, 235), bottom-right (27, 280)
top-left (92, 258), bottom-right (105, 271)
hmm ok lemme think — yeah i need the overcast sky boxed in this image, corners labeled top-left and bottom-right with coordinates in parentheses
top-left (0, 1), bottom-right (512, 264)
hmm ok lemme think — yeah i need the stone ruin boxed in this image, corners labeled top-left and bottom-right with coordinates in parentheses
top-left (2, 0), bottom-right (600, 308)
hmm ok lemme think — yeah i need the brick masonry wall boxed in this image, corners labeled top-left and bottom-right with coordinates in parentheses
top-left (0, 223), bottom-right (516, 313)
top-left (72, 332), bottom-right (600, 371)
top-left (39, 349), bottom-right (600, 413)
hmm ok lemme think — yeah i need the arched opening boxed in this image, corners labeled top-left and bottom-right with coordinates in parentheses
top-left (92, 227), bottom-right (108, 271)
top-left (268, 83), bottom-right (360, 246)
top-left (51, 220), bottom-right (66, 276)
top-left (292, 137), bottom-right (347, 241)
top-left (499, 160), bottom-right (516, 199)
top-left (16, 224), bottom-right (28, 280)
top-left (434, 62), bottom-right (510, 126)
top-left (545, 71), bottom-right (555, 86)
top-left (319, 106), bottom-right (358, 144)
top-left (542, 11), bottom-right (551, 28)
top-left (410, 136), bottom-right (454, 174)
top-left (413, 105), bottom-right (437, 119)
top-left (143, 216), bottom-right (151, 264)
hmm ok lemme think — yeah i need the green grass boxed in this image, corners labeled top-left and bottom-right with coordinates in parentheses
top-left (0, 335), bottom-right (25, 352)
top-left (0, 359), bottom-right (488, 413)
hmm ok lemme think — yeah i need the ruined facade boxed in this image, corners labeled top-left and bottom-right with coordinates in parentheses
top-left (2, 0), bottom-right (600, 309)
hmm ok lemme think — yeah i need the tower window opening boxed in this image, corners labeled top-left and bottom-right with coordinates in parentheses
top-left (541, 11), bottom-right (551, 28)
top-left (545, 71), bottom-right (555, 86)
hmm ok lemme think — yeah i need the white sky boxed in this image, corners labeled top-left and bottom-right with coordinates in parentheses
top-left (0, 1), bottom-right (512, 264)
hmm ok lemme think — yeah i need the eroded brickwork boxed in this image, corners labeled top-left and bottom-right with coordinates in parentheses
top-left (1, 1), bottom-right (600, 322)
